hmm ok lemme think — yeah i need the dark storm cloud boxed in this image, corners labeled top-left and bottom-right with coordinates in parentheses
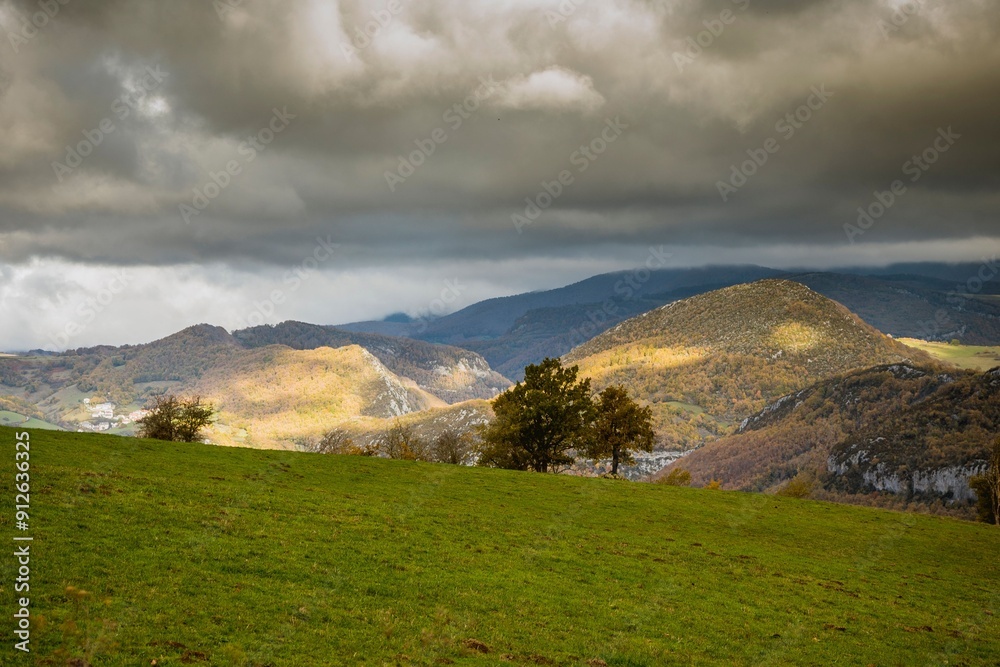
top-left (0, 0), bottom-right (997, 268)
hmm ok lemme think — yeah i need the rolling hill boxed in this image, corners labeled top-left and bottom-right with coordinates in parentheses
top-left (897, 338), bottom-right (1000, 371)
top-left (792, 272), bottom-right (1000, 345)
top-left (232, 320), bottom-right (510, 402)
top-left (564, 280), bottom-right (935, 451)
top-left (5, 427), bottom-right (998, 665)
top-left (658, 364), bottom-right (1000, 518)
top-left (827, 367), bottom-right (1000, 502)
top-left (337, 398), bottom-right (495, 452)
top-left (340, 266), bottom-right (786, 377)
top-left (338, 264), bottom-right (1000, 379)
top-left (192, 344), bottom-right (446, 449)
top-left (655, 364), bottom-right (957, 491)
top-left (0, 323), bottom-right (509, 449)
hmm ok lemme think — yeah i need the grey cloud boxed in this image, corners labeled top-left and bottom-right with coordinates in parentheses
top-left (0, 0), bottom-right (996, 271)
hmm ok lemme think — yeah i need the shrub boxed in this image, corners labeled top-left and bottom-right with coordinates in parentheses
top-left (657, 468), bottom-right (692, 487)
top-left (430, 429), bottom-right (474, 465)
top-left (312, 429), bottom-right (364, 455)
top-left (379, 421), bottom-right (431, 461)
top-left (969, 437), bottom-right (1000, 525)
top-left (776, 473), bottom-right (814, 499)
top-left (138, 395), bottom-right (214, 443)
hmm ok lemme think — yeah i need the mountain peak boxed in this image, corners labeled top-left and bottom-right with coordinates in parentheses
top-left (156, 324), bottom-right (240, 348)
top-left (568, 278), bottom-right (926, 373)
top-left (563, 279), bottom-right (935, 451)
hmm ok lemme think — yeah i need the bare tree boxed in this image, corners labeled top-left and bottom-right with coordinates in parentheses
top-left (312, 428), bottom-right (356, 455)
top-left (431, 429), bottom-right (474, 465)
top-left (380, 421), bottom-right (430, 461)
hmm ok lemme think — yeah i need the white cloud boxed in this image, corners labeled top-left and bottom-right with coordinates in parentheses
top-left (3, 237), bottom-right (1000, 350)
top-left (494, 67), bottom-right (605, 113)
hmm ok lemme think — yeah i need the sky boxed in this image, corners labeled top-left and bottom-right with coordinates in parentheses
top-left (0, 0), bottom-right (998, 350)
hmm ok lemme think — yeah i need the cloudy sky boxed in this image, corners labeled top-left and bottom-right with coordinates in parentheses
top-left (0, 0), bottom-right (998, 350)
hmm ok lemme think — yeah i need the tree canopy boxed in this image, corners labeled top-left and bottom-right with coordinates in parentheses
top-left (477, 358), bottom-right (596, 473)
top-left (138, 395), bottom-right (215, 443)
top-left (586, 385), bottom-right (655, 475)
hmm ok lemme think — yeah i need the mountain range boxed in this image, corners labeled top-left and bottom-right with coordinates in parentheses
top-left (0, 323), bottom-right (507, 449)
top-left (2, 262), bottom-right (998, 516)
top-left (339, 263), bottom-right (1000, 378)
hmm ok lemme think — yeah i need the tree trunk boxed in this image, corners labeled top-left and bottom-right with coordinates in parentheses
top-left (611, 448), bottom-right (619, 476)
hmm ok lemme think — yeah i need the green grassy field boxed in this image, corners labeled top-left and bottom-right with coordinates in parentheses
top-left (0, 410), bottom-right (62, 431)
top-left (1, 428), bottom-right (998, 666)
top-left (663, 401), bottom-right (706, 415)
top-left (899, 338), bottom-right (1000, 371)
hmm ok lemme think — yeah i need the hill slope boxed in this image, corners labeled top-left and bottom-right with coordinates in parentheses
top-left (565, 280), bottom-right (934, 450)
top-left (232, 320), bottom-right (510, 402)
top-left (337, 398), bottom-right (495, 452)
top-left (194, 344), bottom-right (446, 449)
top-left (828, 367), bottom-right (1000, 501)
top-left (340, 266), bottom-right (786, 377)
top-left (0, 323), bottom-right (510, 448)
top-left (897, 338), bottom-right (1000, 371)
top-left (5, 427), bottom-right (999, 665)
top-left (792, 272), bottom-right (1000, 345)
top-left (659, 365), bottom-right (999, 517)
top-left (338, 264), bottom-right (1000, 379)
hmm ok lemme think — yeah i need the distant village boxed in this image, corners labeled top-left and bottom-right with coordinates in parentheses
top-left (77, 398), bottom-right (149, 433)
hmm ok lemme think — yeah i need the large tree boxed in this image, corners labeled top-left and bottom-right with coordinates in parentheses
top-left (138, 395), bottom-right (215, 443)
top-left (587, 385), bottom-right (655, 475)
top-left (477, 358), bottom-right (595, 473)
top-left (137, 395), bottom-right (181, 442)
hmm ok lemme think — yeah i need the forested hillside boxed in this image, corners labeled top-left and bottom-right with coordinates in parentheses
top-left (565, 280), bottom-right (934, 450)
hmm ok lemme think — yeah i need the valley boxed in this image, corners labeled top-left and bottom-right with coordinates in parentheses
top-left (898, 338), bottom-right (1000, 371)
